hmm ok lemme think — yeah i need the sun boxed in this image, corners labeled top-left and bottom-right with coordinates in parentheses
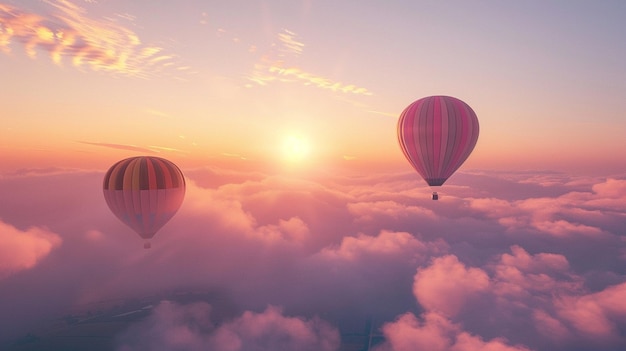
top-left (282, 135), bottom-right (311, 162)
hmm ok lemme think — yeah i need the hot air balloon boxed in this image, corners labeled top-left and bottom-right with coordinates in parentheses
top-left (397, 95), bottom-right (479, 200)
top-left (103, 156), bottom-right (186, 248)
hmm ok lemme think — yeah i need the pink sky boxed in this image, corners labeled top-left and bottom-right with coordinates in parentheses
top-left (1, 1), bottom-right (626, 350)
top-left (1, 0), bottom-right (626, 175)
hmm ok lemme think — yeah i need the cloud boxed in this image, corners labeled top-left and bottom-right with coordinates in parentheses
top-left (371, 242), bottom-right (623, 350)
top-left (406, 244), bottom-right (626, 349)
top-left (0, 0), bottom-right (185, 77)
top-left (266, 65), bottom-right (373, 95)
top-left (413, 255), bottom-right (490, 317)
top-left (0, 220), bottom-right (62, 279)
top-left (116, 301), bottom-right (213, 351)
top-left (587, 178), bottom-right (626, 211)
top-left (466, 177), bottom-right (626, 237)
top-left (531, 309), bottom-right (571, 341)
top-left (76, 140), bottom-right (188, 156)
top-left (77, 141), bottom-right (158, 153)
top-left (373, 312), bottom-right (532, 351)
top-left (184, 166), bottom-right (266, 188)
top-left (487, 246), bottom-right (584, 330)
top-left (318, 230), bottom-right (441, 262)
top-left (0, 166), bottom-right (89, 178)
top-left (116, 302), bottom-right (340, 351)
top-left (490, 246), bottom-right (578, 305)
top-left (209, 305), bottom-right (340, 351)
top-left (252, 217), bottom-right (311, 246)
top-left (278, 29), bottom-right (304, 56)
top-left (499, 245), bottom-right (570, 272)
top-left (247, 29), bottom-right (373, 95)
top-left (591, 178), bottom-right (626, 198)
top-left (555, 282), bottom-right (626, 340)
top-left (1, 167), bottom-right (626, 350)
top-left (348, 200), bottom-right (436, 223)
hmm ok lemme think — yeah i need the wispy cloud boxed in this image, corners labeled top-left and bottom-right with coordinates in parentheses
top-left (467, 178), bottom-right (626, 237)
top-left (143, 108), bottom-right (170, 118)
top-left (277, 29), bottom-right (304, 56)
top-left (363, 109), bottom-right (398, 118)
top-left (146, 145), bottom-right (187, 154)
top-left (77, 141), bottom-right (157, 153)
top-left (0, 166), bottom-right (91, 178)
top-left (78, 141), bottom-right (187, 155)
top-left (220, 152), bottom-right (248, 160)
top-left (0, 0), bottom-right (185, 78)
top-left (247, 29), bottom-right (372, 96)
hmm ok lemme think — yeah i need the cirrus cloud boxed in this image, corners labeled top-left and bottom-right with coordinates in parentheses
top-left (246, 29), bottom-right (373, 96)
top-left (0, 0), bottom-right (184, 78)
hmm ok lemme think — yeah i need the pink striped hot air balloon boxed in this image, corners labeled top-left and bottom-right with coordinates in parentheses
top-left (103, 156), bottom-right (186, 248)
top-left (397, 96), bottom-right (479, 200)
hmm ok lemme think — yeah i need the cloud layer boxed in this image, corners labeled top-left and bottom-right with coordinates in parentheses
top-left (0, 167), bottom-right (624, 350)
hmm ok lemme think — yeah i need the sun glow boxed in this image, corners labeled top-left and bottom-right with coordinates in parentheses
top-left (282, 135), bottom-right (311, 162)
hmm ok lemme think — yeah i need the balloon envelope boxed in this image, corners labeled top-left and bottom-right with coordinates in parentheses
top-left (397, 95), bottom-right (479, 187)
top-left (103, 156), bottom-right (185, 243)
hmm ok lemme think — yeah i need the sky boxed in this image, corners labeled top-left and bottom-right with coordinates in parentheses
top-left (1, 1), bottom-right (626, 350)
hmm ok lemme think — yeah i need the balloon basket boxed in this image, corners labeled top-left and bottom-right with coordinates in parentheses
top-left (144, 241), bottom-right (152, 249)
top-left (432, 192), bottom-right (439, 201)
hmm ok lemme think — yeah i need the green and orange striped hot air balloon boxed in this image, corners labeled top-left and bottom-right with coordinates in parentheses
top-left (103, 156), bottom-right (186, 248)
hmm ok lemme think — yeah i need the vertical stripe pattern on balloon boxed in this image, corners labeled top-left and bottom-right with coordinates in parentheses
top-left (398, 96), bottom-right (479, 187)
top-left (103, 156), bottom-right (186, 240)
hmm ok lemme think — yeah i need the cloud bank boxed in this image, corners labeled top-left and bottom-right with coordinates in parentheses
top-left (0, 167), bottom-right (624, 350)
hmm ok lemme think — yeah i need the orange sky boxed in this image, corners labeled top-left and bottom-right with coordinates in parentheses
top-left (1, 0), bottom-right (625, 176)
